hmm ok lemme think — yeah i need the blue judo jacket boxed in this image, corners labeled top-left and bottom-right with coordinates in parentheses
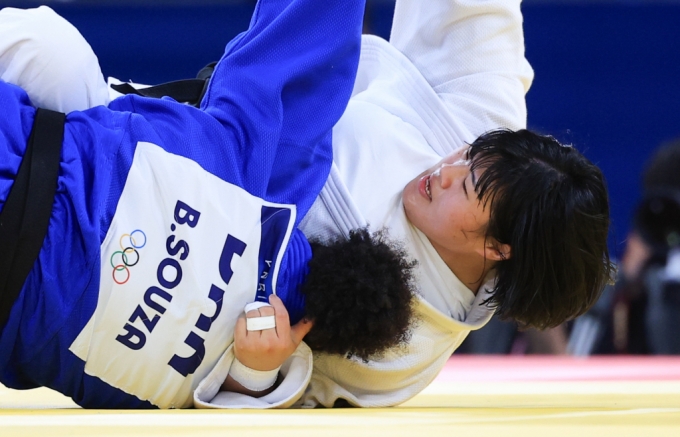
top-left (0, 0), bottom-right (363, 408)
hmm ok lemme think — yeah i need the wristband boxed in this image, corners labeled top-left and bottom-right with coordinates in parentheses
top-left (229, 357), bottom-right (280, 392)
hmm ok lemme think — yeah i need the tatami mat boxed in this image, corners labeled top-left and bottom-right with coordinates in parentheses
top-left (2, 356), bottom-right (679, 436)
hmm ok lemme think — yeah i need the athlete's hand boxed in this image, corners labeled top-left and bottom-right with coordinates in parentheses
top-left (233, 294), bottom-right (313, 372)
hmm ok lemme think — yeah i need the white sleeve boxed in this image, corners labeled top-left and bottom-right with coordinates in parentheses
top-left (389, 0), bottom-right (534, 133)
top-left (194, 342), bottom-right (313, 409)
top-left (297, 298), bottom-right (480, 408)
top-left (0, 6), bottom-right (110, 113)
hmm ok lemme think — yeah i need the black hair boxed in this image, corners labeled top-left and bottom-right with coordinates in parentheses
top-left (300, 228), bottom-right (417, 359)
top-left (642, 138), bottom-right (680, 192)
top-left (468, 129), bottom-right (616, 329)
top-left (634, 138), bottom-right (680, 252)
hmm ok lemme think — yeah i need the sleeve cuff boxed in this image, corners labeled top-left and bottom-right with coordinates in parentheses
top-left (193, 341), bottom-right (313, 409)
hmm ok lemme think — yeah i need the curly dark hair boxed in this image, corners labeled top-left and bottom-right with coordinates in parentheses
top-left (301, 228), bottom-right (417, 360)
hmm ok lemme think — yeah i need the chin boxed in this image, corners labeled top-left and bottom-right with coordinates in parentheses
top-left (402, 194), bottom-right (422, 230)
top-left (401, 183), bottom-right (417, 219)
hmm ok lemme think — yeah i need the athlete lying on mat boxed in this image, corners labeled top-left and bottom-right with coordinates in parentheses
top-left (0, 0), bottom-right (420, 409)
top-left (1, 0), bottom-right (614, 409)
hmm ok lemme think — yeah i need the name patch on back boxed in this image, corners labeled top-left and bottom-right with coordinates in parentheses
top-left (69, 142), bottom-right (295, 408)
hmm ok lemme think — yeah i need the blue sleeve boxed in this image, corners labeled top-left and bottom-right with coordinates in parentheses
top-left (200, 0), bottom-right (365, 218)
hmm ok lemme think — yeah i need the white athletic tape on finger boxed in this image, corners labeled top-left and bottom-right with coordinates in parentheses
top-left (244, 301), bottom-right (272, 313)
top-left (229, 357), bottom-right (280, 392)
top-left (243, 301), bottom-right (276, 331)
top-left (246, 316), bottom-right (276, 331)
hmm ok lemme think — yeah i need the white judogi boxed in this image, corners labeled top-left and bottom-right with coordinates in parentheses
top-left (0, 6), bottom-right (109, 113)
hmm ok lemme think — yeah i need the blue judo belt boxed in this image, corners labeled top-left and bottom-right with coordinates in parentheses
top-left (0, 108), bottom-right (65, 331)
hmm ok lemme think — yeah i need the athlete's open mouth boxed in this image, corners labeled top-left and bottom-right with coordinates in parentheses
top-left (425, 176), bottom-right (432, 200)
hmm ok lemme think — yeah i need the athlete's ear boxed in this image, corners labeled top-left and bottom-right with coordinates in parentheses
top-left (482, 240), bottom-right (511, 261)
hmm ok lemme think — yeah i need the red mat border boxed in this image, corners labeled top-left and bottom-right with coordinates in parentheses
top-left (436, 356), bottom-right (680, 382)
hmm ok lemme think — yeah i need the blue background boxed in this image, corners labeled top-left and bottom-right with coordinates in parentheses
top-left (3, 0), bottom-right (679, 258)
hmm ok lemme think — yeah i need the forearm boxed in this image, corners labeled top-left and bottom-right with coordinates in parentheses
top-left (390, 0), bottom-right (533, 91)
top-left (389, 0), bottom-right (534, 134)
top-left (202, 0), bottom-right (365, 148)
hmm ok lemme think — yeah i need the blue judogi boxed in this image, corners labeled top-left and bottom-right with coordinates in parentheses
top-left (0, 0), bottom-right (363, 408)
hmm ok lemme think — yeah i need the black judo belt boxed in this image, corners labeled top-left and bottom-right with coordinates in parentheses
top-left (111, 62), bottom-right (216, 107)
top-left (0, 108), bottom-right (65, 331)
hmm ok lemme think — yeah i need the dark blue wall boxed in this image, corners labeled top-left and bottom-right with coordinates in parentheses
top-left (4, 0), bottom-right (679, 257)
top-left (35, 3), bottom-right (257, 84)
top-left (523, 4), bottom-right (680, 256)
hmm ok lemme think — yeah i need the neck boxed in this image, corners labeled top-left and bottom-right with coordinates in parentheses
top-left (431, 242), bottom-right (495, 294)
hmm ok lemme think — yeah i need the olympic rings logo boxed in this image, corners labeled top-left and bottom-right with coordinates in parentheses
top-left (111, 230), bottom-right (147, 285)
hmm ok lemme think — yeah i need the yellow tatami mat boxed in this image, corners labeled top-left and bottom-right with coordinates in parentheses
top-left (2, 356), bottom-right (680, 437)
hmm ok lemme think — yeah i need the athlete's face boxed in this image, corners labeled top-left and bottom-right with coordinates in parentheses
top-left (402, 147), bottom-right (491, 259)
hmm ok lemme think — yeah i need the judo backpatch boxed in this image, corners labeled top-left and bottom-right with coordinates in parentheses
top-left (70, 142), bottom-right (295, 408)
